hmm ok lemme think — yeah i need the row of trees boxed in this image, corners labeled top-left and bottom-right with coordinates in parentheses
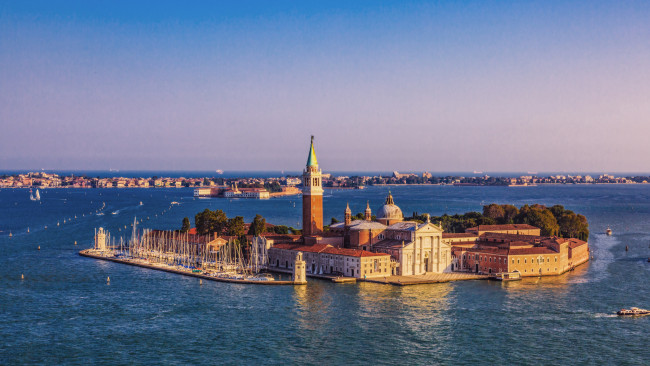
top-left (181, 211), bottom-right (302, 238)
top-left (482, 203), bottom-right (589, 240)
top-left (405, 203), bottom-right (589, 240)
top-left (191, 209), bottom-right (247, 237)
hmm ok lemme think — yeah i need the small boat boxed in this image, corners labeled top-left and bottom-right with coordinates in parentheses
top-left (493, 271), bottom-right (522, 281)
top-left (170, 201), bottom-right (180, 205)
top-left (617, 307), bottom-right (650, 316)
top-left (216, 169), bottom-right (224, 174)
top-left (605, 227), bottom-right (612, 236)
top-left (29, 189), bottom-right (41, 201)
top-left (139, 201), bottom-right (143, 206)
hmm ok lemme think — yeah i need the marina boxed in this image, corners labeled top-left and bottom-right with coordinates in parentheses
top-left (78, 249), bottom-right (300, 285)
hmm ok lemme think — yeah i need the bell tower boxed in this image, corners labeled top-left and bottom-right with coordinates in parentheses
top-left (302, 136), bottom-right (323, 236)
top-left (365, 201), bottom-right (372, 221)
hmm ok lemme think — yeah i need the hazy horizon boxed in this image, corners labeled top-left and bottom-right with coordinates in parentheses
top-left (2, 1), bottom-right (649, 171)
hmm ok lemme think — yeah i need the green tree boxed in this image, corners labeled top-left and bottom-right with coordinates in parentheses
top-left (514, 205), bottom-right (559, 236)
top-left (248, 214), bottom-right (267, 236)
top-left (273, 225), bottom-right (290, 234)
top-left (502, 204), bottom-right (519, 224)
top-left (330, 217), bottom-right (339, 225)
top-left (483, 204), bottom-right (505, 222)
top-left (227, 216), bottom-right (246, 237)
top-left (194, 209), bottom-right (228, 235)
top-left (180, 217), bottom-right (191, 233)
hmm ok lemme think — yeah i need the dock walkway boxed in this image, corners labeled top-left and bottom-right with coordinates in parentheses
top-left (78, 250), bottom-right (302, 286)
top-left (363, 272), bottom-right (488, 286)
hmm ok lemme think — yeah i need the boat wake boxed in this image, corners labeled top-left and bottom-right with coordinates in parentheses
top-left (593, 313), bottom-right (618, 318)
top-left (111, 210), bottom-right (120, 215)
top-left (589, 233), bottom-right (619, 283)
top-left (96, 213), bottom-right (104, 216)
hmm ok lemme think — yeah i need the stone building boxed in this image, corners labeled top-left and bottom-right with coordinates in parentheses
top-left (450, 231), bottom-right (589, 276)
top-left (268, 243), bottom-right (390, 278)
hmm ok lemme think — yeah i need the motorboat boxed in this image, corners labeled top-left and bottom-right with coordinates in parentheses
top-left (493, 271), bottom-right (522, 281)
top-left (605, 227), bottom-right (612, 236)
top-left (617, 307), bottom-right (650, 316)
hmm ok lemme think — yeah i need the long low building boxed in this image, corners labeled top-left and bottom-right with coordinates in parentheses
top-left (450, 232), bottom-right (589, 276)
top-left (266, 243), bottom-right (391, 278)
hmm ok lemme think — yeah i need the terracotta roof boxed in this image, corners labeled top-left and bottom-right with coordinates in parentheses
top-left (442, 233), bottom-right (477, 238)
top-left (568, 238), bottom-right (588, 248)
top-left (463, 247), bottom-right (509, 255)
top-left (271, 243), bottom-right (388, 257)
top-left (509, 247), bottom-right (557, 255)
top-left (372, 239), bottom-right (407, 249)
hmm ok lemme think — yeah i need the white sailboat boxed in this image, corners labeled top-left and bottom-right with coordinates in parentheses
top-left (29, 189), bottom-right (41, 201)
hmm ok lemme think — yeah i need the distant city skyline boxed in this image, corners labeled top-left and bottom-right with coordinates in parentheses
top-left (1, 1), bottom-right (649, 172)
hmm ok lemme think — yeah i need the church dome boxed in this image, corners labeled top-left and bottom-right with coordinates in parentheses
top-left (377, 192), bottom-right (403, 222)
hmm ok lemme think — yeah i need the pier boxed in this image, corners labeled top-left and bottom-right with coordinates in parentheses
top-left (79, 250), bottom-right (303, 286)
top-left (362, 272), bottom-right (489, 286)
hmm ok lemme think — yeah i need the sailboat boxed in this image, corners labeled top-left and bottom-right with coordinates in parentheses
top-left (29, 189), bottom-right (40, 201)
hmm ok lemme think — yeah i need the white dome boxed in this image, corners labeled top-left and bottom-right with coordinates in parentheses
top-left (377, 204), bottom-right (403, 220)
top-left (377, 192), bottom-right (403, 221)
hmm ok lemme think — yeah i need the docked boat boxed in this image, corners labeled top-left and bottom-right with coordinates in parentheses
top-left (493, 271), bottom-right (521, 281)
top-left (605, 227), bottom-right (612, 236)
top-left (617, 307), bottom-right (650, 316)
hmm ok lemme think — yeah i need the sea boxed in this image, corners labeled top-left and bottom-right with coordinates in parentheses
top-left (1, 183), bottom-right (649, 365)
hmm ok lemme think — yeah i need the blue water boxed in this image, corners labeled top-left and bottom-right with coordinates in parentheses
top-left (1, 185), bottom-right (649, 364)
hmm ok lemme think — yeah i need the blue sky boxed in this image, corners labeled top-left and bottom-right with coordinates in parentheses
top-left (1, 1), bottom-right (649, 172)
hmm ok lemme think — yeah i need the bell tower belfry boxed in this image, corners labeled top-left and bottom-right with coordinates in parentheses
top-left (302, 136), bottom-right (323, 236)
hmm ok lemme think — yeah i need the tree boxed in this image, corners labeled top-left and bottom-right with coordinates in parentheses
top-left (483, 204), bottom-right (505, 223)
top-left (180, 217), bottom-right (191, 233)
top-left (226, 216), bottom-right (246, 237)
top-left (330, 217), bottom-right (339, 225)
top-left (194, 209), bottom-right (228, 235)
top-left (502, 204), bottom-right (519, 224)
top-left (273, 225), bottom-right (290, 234)
top-left (514, 205), bottom-right (559, 236)
top-left (248, 214), bottom-right (266, 236)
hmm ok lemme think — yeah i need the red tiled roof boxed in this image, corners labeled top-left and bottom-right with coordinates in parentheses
top-left (272, 243), bottom-right (388, 257)
top-left (568, 238), bottom-right (588, 248)
top-left (442, 233), bottom-right (478, 238)
top-left (468, 224), bottom-right (540, 231)
top-left (509, 247), bottom-right (557, 255)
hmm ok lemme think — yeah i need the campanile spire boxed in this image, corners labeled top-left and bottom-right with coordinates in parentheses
top-left (302, 136), bottom-right (323, 237)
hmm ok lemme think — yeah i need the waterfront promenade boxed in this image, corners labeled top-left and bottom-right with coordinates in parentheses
top-left (363, 272), bottom-right (488, 286)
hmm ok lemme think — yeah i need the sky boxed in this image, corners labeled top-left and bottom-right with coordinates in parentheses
top-left (1, 1), bottom-right (649, 172)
